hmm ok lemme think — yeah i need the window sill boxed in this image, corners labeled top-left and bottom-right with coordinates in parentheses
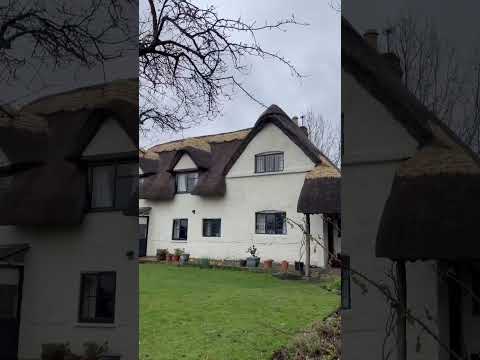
top-left (171, 240), bottom-right (188, 243)
top-left (75, 322), bottom-right (116, 328)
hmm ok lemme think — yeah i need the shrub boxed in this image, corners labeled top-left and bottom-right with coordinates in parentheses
top-left (271, 311), bottom-right (340, 360)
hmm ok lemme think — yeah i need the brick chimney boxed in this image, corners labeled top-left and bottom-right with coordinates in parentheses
top-left (363, 29), bottom-right (379, 51)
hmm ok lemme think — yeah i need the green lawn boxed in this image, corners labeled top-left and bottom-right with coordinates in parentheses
top-left (140, 264), bottom-right (339, 360)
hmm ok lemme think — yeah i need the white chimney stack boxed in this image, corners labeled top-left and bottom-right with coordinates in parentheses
top-left (291, 116), bottom-right (299, 126)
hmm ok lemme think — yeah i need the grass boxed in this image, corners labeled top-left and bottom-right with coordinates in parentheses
top-left (140, 264), bottom-right (339, 360)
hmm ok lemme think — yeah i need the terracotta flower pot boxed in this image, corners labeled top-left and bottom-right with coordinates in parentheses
top-left (173, 255), bottom-right (180, 262)
top-left (167, 254), bottom-right (173, 262)
top-left (263, 259), bottom-right (273, 269)
top-left (281, 260), bottom-right (289, 272)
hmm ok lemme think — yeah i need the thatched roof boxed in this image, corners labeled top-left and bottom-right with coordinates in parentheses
top-left (0, 107), bottom-right (49, 166)
top-left (0, 79), bottom-right (138, 226)
top-left (297, 161), bottom-right (341, 214)
top-left (141, 105), bottom-right (341, 206)
top-left (342, 17), bottom-right (480, 260)
top-left (140, 132), bottom-right (245, 200)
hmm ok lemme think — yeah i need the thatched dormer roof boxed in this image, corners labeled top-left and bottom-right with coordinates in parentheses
top-left (0, 79), bottom-right (138, 226)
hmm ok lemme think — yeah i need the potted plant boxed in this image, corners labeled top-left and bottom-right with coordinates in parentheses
top-left (294, 261), bottom-right (305, 274)
top-left (166, 253), bottom-right (173, 262)
top-left (199, 257), bottom-right (210, 268)
top-left (263, 259), bottom-right (273, 269)
top-left (179, 252), bottom-right (190, 265)
top-left (281, 260), bottom-right (289, 272)
top-left (156, 249), bottom-right (168, 261)
top-left (173, 248), bottom-right (183, 262)
top-left (246, 245), bottom-right (260, 268)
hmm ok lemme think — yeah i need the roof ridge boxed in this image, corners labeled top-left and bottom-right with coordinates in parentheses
top-left (148, 127), bottom-right (252, 151)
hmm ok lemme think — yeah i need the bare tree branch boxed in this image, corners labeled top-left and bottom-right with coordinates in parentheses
top-left (300, 109), bottom-right (341, 166)
top-left (139, 0), bottom-right (307, 133)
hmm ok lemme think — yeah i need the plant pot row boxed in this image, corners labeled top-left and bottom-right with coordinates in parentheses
top-left (156, 249), bottom-right (190, 264)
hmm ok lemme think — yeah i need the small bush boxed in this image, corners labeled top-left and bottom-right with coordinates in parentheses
top-left (271, 311), bottom-right (341, 360)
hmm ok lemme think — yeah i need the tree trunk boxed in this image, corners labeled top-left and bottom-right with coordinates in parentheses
top-left (396, 260), bottom-right (407, 360)
top-left (305, 214), bottom-right (311, 278)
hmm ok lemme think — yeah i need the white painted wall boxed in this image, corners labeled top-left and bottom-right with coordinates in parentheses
top-left (141, 122), bottom-right (331, 266)
top-left (0, 214), bottom-right (138, 359)
top-left (342, 70), bottom-right (441, 360)
top-left (82, 117), bottom-right (136, 156)
top-left (0, 117), bottom-right (138, 359)
top-left (173, 154), bottom-right (197, 171)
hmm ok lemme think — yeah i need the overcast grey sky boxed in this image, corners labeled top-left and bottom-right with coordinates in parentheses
top-left (1, 1), bottom-right (137, 107)
top-left (140, 0), bottom-right (341, 148)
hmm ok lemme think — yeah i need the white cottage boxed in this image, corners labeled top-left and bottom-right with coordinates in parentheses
top-left (0, 80), bottom-right (138, 360)
top-left (139, 105), bottom-right (341, 267)
top-left (342, 17), bottom-right (480, 360)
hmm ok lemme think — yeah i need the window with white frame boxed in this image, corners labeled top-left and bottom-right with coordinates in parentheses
top-left (255, 211), bottom-right (287, 235)
top-left (255, 152), bottom-right (284, 173)
top-left (175, 172), bottom-right (198, 193)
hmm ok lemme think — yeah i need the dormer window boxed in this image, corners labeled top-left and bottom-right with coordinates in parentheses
top-left (175, 172), bottom-right (198, 193)
top-left (88, 161), bottom-right (137, 210)
top-left (255, 152), bottom-right (284, 173)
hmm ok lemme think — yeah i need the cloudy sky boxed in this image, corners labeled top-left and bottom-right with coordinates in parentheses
top-left (140, 0), bottom-right (341, 148)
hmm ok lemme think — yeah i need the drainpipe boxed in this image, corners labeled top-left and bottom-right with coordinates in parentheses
top-left (396, 260), bottom-right (407, 360)
top-left (305, 214), bottom-right (311, 278)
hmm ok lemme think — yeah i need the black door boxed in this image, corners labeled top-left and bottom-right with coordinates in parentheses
top-left (0, 268), bottom-right (21, 360)
top-left (139, 217), bottom-right (149, 257)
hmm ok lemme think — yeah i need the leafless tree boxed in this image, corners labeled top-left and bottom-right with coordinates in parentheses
top-left (139, 0), bottom-right (306, 133)
top-left (0, 0), bottom-right (135, 114)
top-left (301, 109), bottom-right (341, 166)
top-left (382, 12), bottom-right (480, 154)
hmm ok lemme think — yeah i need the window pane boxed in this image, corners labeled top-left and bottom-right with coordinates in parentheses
top-left (275, 213), bottom-right (286, 234)
top-left (0, 285), bottom-right (17, 319)
top-left (179, 219), bottom-right (188, 240)
top-left (266, 214), bottom-right (276, 234)
top-left (277, 153), bottom-right (284, 170)
top-left (256, 214), bottom-right (266, 233)
top-left (203, 219), bottom-right (221, 237)
top-left (97, 273), bottom-right (116, 321)
top-left (115, 176), bottom-right (135, 209)
top-left (256, 156), bottom-right (264, 172)
top-left (80, 274), bottom-right (97, 320)
top-left (176, 174), bottom-right (187, 192)
top-left (173, 220), bottom-right (180, 239)
top-left (186, 173), bottom-right (198, 192)
top-left (91, 165), bottom-right (114, 208)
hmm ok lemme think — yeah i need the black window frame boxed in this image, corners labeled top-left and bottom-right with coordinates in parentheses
top-left (339, 254), bottom-right (351, 310)
top-left (254, 152), bottom-right (284, 173)
top-left (175, 171), bottom-right (199, 194)
top-left (255, 211), bottom-right (287, 235)
top-left (78, 271), bottom-right (116, 324)
top-left (172, 218), bottom-right (188, 241)
top-left (202, 218), bottom-right (222, 237)
top-left (87, 160), bottom-right (137, 212)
